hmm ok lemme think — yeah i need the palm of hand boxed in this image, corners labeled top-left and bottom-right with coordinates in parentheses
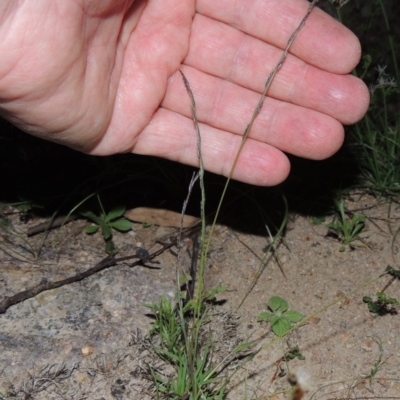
top-left (0, 1), bottom-right (192, 151)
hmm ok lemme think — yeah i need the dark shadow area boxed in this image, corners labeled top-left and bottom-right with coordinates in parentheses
top-left (0, 119), bottom-right (197, 213)
top-left (282, 136), bottom-right (362, 215)
top-left (0, 119), bottom-right (361, 238)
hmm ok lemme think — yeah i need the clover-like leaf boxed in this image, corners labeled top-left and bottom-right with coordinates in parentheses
top-left (271, 316), bottom-right (292, 337)
top-left (268, 296), bottom-right (288, 313)
top-left (257, 311), bottom-right (273, 322)
top-left (285, 310), bottom-right (303, 323)
top-left (258, 296), bottom-right (303, 337)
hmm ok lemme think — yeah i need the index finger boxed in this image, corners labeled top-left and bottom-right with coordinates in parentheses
top-left (196, 0), bottom-right (362, 74)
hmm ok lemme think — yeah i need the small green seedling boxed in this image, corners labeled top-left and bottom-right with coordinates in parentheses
top-left (0, 216), bottom-right (11, 229)
top-left (203, 286), bottom-right (227, 303)
top-left (283, 345), bottom-right (305, 362)
top-left (363, 265), bottom-right (399, 315)
top-left (326, 199), bottom-right (365, 251)
top-left (146, 296), bottom-right (186, 360)
top-left (363, 292), bottom-right (399, 315)
top-left (257, 296), bottom-right (303, 337)
top-left (311, 216), bottom-right (326, 226)
top-left (365, 337), bottom-right (390, 380)
top-left (145, 296), bottom-right (224, 399)
top-left (16, 198), bottom-right (44, 214)
top-left (385, 265), bottom-right (400, 279)
top-left (80, 205), bottom-right (131, 254)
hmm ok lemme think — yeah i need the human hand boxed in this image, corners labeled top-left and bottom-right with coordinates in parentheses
top-left (0, 0), bottom-right (369, 186)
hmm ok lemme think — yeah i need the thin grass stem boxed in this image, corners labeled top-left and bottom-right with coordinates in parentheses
top-left (202, 0), bottom-right (319, 264)
top-left (377, 0), bottom-right (399, 82)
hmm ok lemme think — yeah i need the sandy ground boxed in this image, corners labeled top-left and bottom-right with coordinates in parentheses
top-left (0, 193), bottom-right (399, 399)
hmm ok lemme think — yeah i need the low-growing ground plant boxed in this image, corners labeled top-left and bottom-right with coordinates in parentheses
top-left (363, 291), bottom-right (399, 315)
top-left (145, 295), bottom-right (233, 399)
top-left (257, 296), bottom-right (303, 338)
top-left (363, 337), bottom-right (390, 380)
top-left (363, 265), bottom-right (400, 315)
top-left (283, 345), bottom-right (305, 362)
top-left (80, 198), bottom-right (131, 254)
top-left (326, 198), bottom-right (366, 251)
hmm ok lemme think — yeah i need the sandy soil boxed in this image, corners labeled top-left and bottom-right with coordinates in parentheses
top-left (0, 192), bottom-right (399, 399)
